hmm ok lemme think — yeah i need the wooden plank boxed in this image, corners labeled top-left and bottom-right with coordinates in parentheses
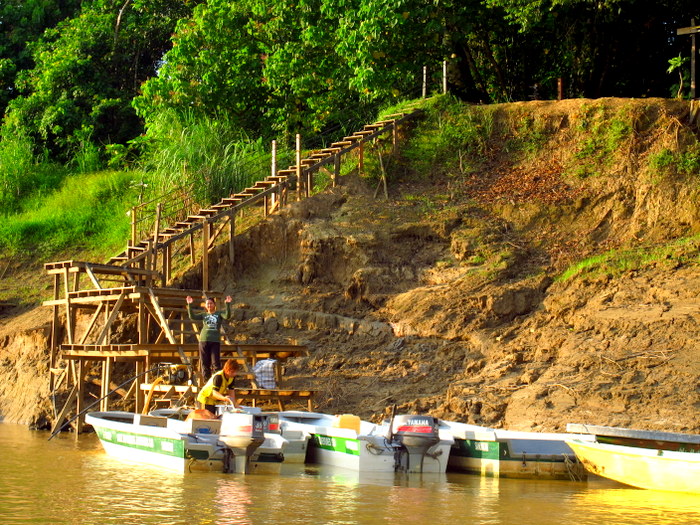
top-left (50, 384), bottom-right (78, 434)
top-left (678, 25), bottom-right (700, 35)
top-left (94, 291), bottom-right (126, 345)
top-left (147, 289), bottom-right (178, 345)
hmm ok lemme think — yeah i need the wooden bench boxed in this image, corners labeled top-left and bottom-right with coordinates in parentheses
top-left (140, 383), bottom-right (317, 411)
top-left (234, 388), bottom-right (316, 411)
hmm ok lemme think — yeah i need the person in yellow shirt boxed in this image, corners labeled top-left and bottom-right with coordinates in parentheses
top-left (197, 359), bottom-right (239, 414)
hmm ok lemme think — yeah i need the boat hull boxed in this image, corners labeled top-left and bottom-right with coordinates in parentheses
top-left (86, 412), bottom-right (222, 472)
top-left (567, 439), bottom-right (700, 493)
top-left (86, 411), bottom-right (274, 474)
top-left (441, 421), bottom-right (589, 480)
top-left (279, 411), bottom-right (453, 473)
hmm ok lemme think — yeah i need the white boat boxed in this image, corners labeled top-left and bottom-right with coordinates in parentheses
top-left (85, 409), bottom-right (276, 474)
top-left (150, 406), bottom-right (291, 472)
top-left (566, 423), bottom-right (700, 452)
top-left (278, 411), bottom-right (454, 473)
top-left (440, 420), bottom-right (593, 480)
top-left (566, 439), bottom-right (700, 493)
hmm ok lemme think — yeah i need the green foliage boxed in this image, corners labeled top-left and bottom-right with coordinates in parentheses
top-left (3, 0), bottom-right (193, 161)
top-left (571, 104), bottom-right (633, 176)
top-left (558, 237), bottom-right (700, 282)
top-left (402, 96), bottom-right (498, 178)
top-left (0, 130), bottom-right (66, 214)
top-left (0, 0), bottom-right (82, 113)
top-left (138, 109), bottom-right (276, 205)
top-left (505, 113), bottom-right (551, 156)
top-left (0, 170), bottom-right (138, 257)
top-left (649, 146), bottom-right (700, 178)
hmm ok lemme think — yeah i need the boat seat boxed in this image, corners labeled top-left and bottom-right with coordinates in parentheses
top-left (133, 414), bottom-right (168, 427)
top-left (333, 414), bottom-right (361, 434)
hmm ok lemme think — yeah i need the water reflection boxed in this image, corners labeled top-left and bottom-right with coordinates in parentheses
top-left (1, 423), bottom-right (699, 525)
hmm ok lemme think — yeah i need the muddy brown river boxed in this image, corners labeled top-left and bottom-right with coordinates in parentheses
top-left (1, 423), bottom-right (698, 524)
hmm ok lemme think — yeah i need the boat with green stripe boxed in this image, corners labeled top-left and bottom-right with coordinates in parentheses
top-left (440, 420), bottom-right (592, 480)
top-left (278, 411), bottom-right (454, 473)
top-left (85, 409), bottom-right (274, 473)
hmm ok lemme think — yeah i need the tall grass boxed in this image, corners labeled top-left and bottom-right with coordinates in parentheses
top-left (139, 109), bottom-right (287, 206)
top-left (0, 171), bottom-right (139, 258)
top-left (0, 131), bottom-right (67, 214)
top-left (402, 95), bottom-right (497, 178)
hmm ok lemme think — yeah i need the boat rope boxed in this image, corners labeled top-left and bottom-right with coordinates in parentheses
top-left (563, 453), bottom-right (584, 482)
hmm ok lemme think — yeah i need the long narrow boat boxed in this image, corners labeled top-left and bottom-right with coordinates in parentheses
top-left (150, 406), bottom-right (292, 471)
top-left (566, 439), bottom-right (700, 493)
top-left (566, 423), bottom-right (700, 452)
top-left (440, 420), bottom-right (593, 480)
top-left (85, 410), bottom-right (275, 473)
top-left (278, 411), bottom-right (454, 473)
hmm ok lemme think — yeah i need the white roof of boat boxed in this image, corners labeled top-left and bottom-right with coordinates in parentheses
top-left (566, 423), bottom-right (700, 444)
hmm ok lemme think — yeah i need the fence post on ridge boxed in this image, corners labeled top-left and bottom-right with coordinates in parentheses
top-left (443, 60), bottom-right (447, 94)
top-left (422, 66), bottom-right (427, 98)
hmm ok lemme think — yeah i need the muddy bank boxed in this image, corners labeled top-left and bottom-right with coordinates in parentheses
top-left (1, 97), bottom-right (699, 434)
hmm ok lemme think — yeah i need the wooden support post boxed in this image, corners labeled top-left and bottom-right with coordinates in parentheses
top-left (392, 123), bottom-right (397, 154)
top-left (134, 361), bottom-right (144, 414)
top-left (189, 233), bottom-right (196, 266)
top-left (333, 154), bottom-right (340, 187)
top-left (295, 134), bottom-right (302, 200)
top-left (50, 274), bottom-right (60, 391)
top-left (358, 142), bottom-right (364, 176)
top-left (306, 167), bottom-right (313, 198)
top-left (100, 358), bottom-right (112, 411)
top-left (130, 206), bottom-right (137, 247)
top-left (270, 140), bottom-right (277, 210)
top-left (163, 243), bottom-right (170, 286)
top-left (677, 20), bottom-right (699, 99)
top-left (138, 295), bottom-right (146, 344)
top-left (229, 212), bottom-right (235, 266)
top-left (62, 268), bottom-right (74, 344)
top-left (422, 65), bottom-right (427, 98)
top-left (151, 203), bottom-right (162, 273)
top-left (202, 219), bottom-right (210, 291)
top-left (75, 360), bottom-right (85, 435)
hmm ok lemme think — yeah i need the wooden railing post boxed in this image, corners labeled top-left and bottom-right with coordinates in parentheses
top-left (152, 203), bottom-right (162, 273)
top-left (422, 65), bottom-right (427, 98)
top-left (130, 206), bottom-right (137, 248)
top-left (333, 154), bottom-right (340, 187)
top-left (229, 211), bottom-right (235, 266)
top-left (296, 134), bottom-right (302, 200)
top-left (202, 218), bottom-right (210, 291)
top-left (271, 140), bottom-right (278, 210)
top-left (359, 141), bottom-right (364, 176)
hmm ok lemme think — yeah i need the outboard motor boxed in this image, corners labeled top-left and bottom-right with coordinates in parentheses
top-left (391, 415), bottom-right (441, 472)
top-left (218, 411), bottom-right (266, 473)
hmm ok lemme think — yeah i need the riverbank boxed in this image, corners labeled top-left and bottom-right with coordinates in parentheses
top-left (1, 97), bottom-right (699, 433)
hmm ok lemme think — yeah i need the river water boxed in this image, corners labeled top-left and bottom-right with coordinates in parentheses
top-left (1, 423), bottom-right (698, 525)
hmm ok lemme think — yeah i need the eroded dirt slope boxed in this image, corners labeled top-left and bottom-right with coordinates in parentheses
top-left (1, 97), bottom-right (699, 433)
